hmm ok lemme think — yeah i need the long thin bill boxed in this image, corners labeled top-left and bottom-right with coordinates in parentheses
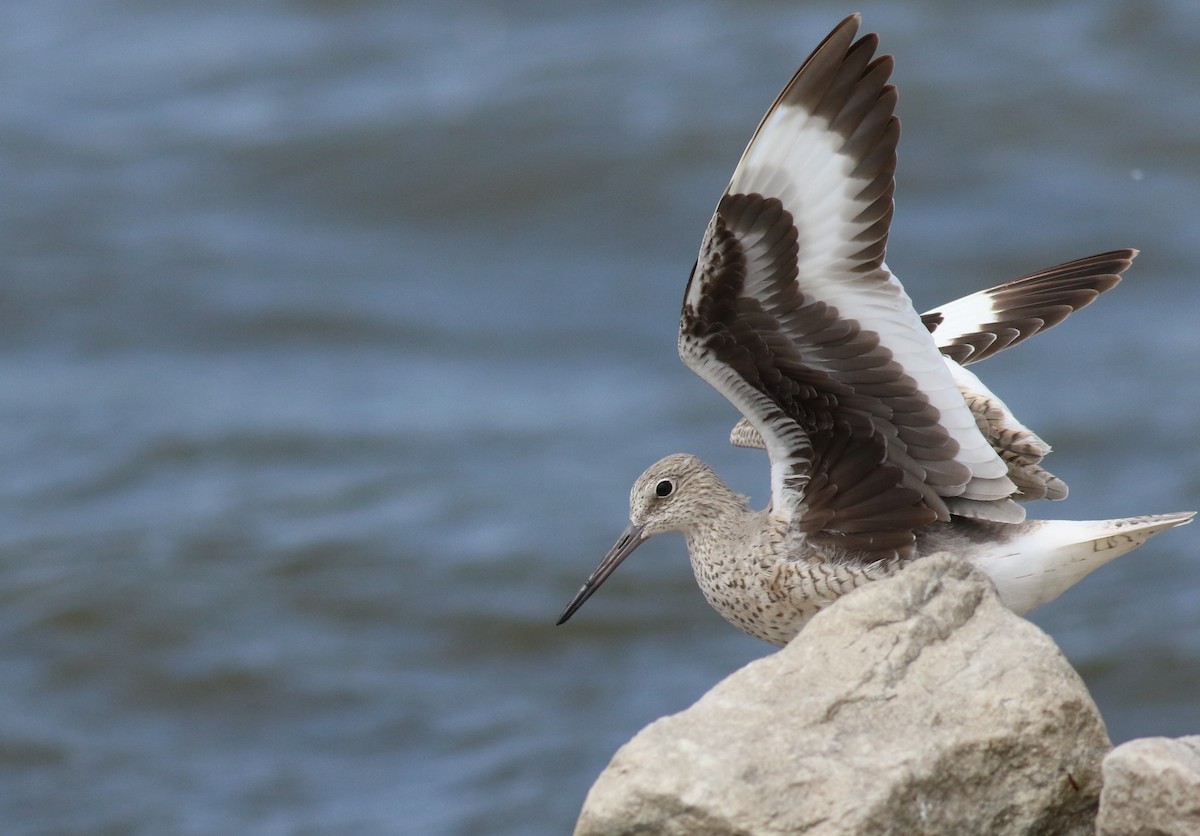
top-left (555, 522), bottom-right (647, 626)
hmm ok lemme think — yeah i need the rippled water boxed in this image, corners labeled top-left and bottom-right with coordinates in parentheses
top-left (2, 0), bottom-right (1199, 832)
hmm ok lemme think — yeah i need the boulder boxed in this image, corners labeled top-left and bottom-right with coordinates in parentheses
top-left (1096, 736), bottom-right (1200, 835)
top-left (574, 553), bottom-right (1111, 835)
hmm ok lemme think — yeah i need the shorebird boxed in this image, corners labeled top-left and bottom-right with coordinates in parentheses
top-left (556, 14), bottom-right (1193, 647)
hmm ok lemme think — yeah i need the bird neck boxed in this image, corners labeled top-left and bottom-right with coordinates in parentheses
top-left (679, 477), bottom-right (752, 543)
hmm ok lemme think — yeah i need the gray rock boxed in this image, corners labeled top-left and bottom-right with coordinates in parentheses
top-left (1097, 736), bottom-right (1200, 836)
top-left (574, 553), bottom-right (1111, 836)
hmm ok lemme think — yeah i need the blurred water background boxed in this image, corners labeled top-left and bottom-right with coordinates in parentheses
top-left (2, 0), bottom-right (1199, 832)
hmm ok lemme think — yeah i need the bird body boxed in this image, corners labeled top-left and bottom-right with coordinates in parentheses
top-left (603, 454), bottom-right (1191, 647)
top-left (556, 15), bottom-right (1193, 646)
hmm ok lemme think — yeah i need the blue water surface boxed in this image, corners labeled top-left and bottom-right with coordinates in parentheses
top-left (2, 0), bottom-right (1199, 832)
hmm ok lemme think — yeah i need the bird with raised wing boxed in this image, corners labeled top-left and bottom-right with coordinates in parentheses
top-left (556, 15), bottom-right (1193, 647)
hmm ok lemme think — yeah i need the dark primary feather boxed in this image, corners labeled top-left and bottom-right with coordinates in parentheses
top-left (924, 249), bottom-right (1134, 365)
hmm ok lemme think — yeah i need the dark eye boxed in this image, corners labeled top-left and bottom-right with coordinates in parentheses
top-left (655, 479), bottom-right (674, 498)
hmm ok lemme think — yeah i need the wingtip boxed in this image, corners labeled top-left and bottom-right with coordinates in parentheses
top-left (815, 13), bottom-right (864, 59)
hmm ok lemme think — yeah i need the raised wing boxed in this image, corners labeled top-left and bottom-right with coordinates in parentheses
top-left (679, 15), bottom-right (1019, 557)
top-left (921, 249), bottom-right (1133, 365)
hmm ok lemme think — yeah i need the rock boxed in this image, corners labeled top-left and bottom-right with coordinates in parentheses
top-left (574, 553), bottom-right (1111, 836)
top-left (1096, 736), bottom-right (1200, 835)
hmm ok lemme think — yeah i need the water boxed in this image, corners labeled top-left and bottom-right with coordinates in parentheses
top-left (2, 0), bottom-right (1199, 832)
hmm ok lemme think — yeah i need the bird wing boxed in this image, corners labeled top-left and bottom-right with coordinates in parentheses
top-left (921, 249), bottom-right (1133, 365)
top-left (678, 15), bottom-right (1019, 556)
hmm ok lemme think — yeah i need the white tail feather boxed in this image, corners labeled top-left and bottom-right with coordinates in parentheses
top-left (969, 513), bottom-right (1196, 614)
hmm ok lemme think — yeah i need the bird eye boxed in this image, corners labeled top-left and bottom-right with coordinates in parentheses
top-left (655, 479), bottom-right (674, 498)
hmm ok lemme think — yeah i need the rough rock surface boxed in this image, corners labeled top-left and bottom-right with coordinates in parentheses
top-left (574, 553), bottom-right (1111, 836)
top-left (1096, 736), bottom-right (1200, 835)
